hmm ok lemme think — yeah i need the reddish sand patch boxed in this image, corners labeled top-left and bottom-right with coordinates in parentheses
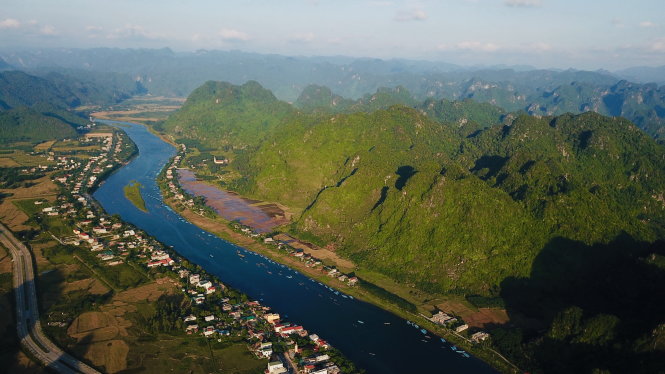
top-left (178, 168), bottom-right (290, 232)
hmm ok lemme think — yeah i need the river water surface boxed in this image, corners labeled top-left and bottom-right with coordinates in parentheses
top-left (93, 121), bottom-right (497, 374)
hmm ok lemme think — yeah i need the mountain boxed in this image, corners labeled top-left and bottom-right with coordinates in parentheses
top-left (0, 57), bottom-right (12, 71)
top-left (0, 106), bottom-right (78, 142)
top-left (169, 81), bottom-right (665, 293)
top-left (162, 81), bottom-right (295, 150)
top-left (0, 70), bottom-right (128, 144)
top-left (7, 48), bottom-right (665, 141)
top-left (615, 65), bottom-right (665, 85)
top-left (294, 85), bottom-right (416, 114)
top-left (0, 70), bottom-right (80, 109)
top-left (166, 80), bottom-right (665, 373)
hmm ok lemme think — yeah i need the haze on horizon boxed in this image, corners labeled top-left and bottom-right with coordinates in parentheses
top-left (1, 0), bottom-right (664, 71)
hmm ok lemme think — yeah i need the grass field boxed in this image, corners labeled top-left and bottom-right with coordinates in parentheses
top-left (123, 180), bottom-right (147, 212)
top-left (12, 198), bottom-right (46, 216)
top-left (33, 140), bottom-right (56, 152)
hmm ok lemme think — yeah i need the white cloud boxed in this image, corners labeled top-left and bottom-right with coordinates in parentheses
top-left (394, 9), bottom-right (427, 22)
top-left (40, 25), bottom-right (56, 36)
top-left (639, 21), bottom-right (655, 28)
top-left (219, 28), bottom-right (250, 41)
top-left (0, 18), bottom-right (21, 29)
top-left (457, 41), bottom-right (501, 52)
top-left (525, 41), bottom-right (551, 51)
top-left (651, 37), bottom-right (665, 51)
top-left (504, 0), bottom-right (541, 7)
top-left (290, 32), bottom-right (315, 43)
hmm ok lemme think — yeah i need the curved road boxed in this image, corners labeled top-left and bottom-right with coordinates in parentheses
top-left (1, 223), bottom-right (100, 374)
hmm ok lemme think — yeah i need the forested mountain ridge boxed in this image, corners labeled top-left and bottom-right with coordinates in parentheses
top-left (0, 69), bottom-right (144, 143)
top-left (167, 81), bottom-right (665, 294)
top-left (164, 80), bottom-right (665, 373)
top-left (0, 106), bottom-right (78, 142)
top-left (163, 81), bottom-right (295, 150)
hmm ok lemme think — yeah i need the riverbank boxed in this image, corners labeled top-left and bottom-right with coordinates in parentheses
top-left (160, 179), bottom-right (519, 374)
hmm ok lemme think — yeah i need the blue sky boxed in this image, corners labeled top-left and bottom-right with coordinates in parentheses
top-left (1, 0), bottom-right (663, 70)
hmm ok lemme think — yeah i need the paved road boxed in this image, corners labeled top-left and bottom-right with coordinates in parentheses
top-left (1, 223), bottom-right (100, 374)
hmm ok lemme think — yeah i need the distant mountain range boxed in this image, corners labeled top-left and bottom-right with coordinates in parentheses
top-left (2, 48), bottom-right (663, 141)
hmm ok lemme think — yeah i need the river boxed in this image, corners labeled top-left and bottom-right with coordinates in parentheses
top-left (93, 121), bottom-right (497, 374)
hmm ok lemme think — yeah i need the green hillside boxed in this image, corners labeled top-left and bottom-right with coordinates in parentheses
top-left (0, 107), bottom-right (79, 142)
top-left (163, 80), bottom-right (295, 150)
top-left (165, 81), bottom-right (665, 373)
top-left (169, 81), bottom-right (665, 295)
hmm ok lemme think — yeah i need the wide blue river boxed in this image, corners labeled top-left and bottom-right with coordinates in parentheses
top-left (93, 121), bottom-right (497, 374)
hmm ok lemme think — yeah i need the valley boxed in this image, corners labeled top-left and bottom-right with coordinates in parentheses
top-left (0, 42), bottom-right (664, 374)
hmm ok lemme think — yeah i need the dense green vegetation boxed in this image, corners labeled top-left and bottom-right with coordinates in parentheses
top-left (165, 80), bottom-right (665, 373)
top-left (0, 69), bottom-right (145, 145)
top-left (0, 106), bottom-right (79, 142)
top-left (124, 180), bottom-right (147, 212)
top-left (163, 81), bottom-right (295, 150)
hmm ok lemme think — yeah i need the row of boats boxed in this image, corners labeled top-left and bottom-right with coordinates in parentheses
top-left (406, 320), bottom-right (470, 358)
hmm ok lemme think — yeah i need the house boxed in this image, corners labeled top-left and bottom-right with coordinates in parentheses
top-left (204, 315), bottom-right (215, 322)
top-left (267, 361), bottom-right (287, 374)
top-left (93, 227), bottom-right (107, 234)
top-left (280, 325), bottom-right (304, 335)
top-left (471, 331), bottom-right (490, 343)
top-left (264, 313), bottom-right (280, 324)
top-left (455, 324), bottom-right (469, 333)
top-left (147, 260), bottom-right (162, 268)
top-left (183, 315), bottom-right (197, 322)
top-left (197, 280), bottom-right (213, 289)
top-left (347, 277), bottom-right (358, 286)
top-left (203, 326), bottom-right (215, 337)
top-left (189, 274), bottom-right (201, 285)
top-left (185, 324), bottom-right (199, 331)
top-left (257, 342), bottom-right (273, 358)
top-left (431, 311), bottom-right (455, 325)
top-left (205, 286), bottom-right (216, 294)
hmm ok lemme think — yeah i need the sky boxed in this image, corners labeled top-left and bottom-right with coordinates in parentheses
top-left (1, 0), bottom-right (664, 70)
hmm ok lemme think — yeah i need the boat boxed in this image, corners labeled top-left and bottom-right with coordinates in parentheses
top-left (357, 320), bottom-right (365, 324)
top-left (450, 345), bottom-right (458, 351)
top-left (286, 275), bottom-right (293, 279)
top-left (209, 254), bottom-right (214, 258)
top-left (440, 338), bottom-right (446, 343)
top-left (384, 322), bottom-right (391, 325)
top-left (420, 329), bottom-right (427, 334)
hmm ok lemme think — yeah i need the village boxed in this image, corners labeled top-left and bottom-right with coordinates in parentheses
top-left (26, 125), bottom-right (360, 374)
